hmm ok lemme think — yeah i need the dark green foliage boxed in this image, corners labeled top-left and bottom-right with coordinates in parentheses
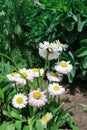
top-left (0, 0), bottom-right (87, 81)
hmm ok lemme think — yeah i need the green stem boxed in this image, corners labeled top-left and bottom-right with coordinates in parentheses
top-left (0, 52), bottom-right (19, 71)
top-left (65, 103), bottom-right (79, 111)
top-left (47, 60), bottom-right (50, 72)
top-left (41, 52), bottom-right (49, 88)
top-left (28, 117), bottom-right (33, 130)
top-left (58, 56), bottom-right (60, 63)
top-left (37, 78), bottom-right (39, 87)
top-left (1, 56), bottom-right (4, 74)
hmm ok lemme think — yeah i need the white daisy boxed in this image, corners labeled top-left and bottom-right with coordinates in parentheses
top-left (19, 68), bottom-right (34, 82)
top-left (54, 61), bottom-right (73, 74)
top-left (48, 83), bottom-right (65, 96)
top-left (7, 71), bottom-right (27, 85)
top-left (12, 82), bottom-right (26, 88)
top-left (12, 93), bottom-right (27, 109)
top-left (39, 41), bottom-right (60, 60)
top-left (30, 68), bottom-right (44, 78)
top-left (28, 89), bottom-right (47, 107)
top-left (7, 72), bottom-right (20, 82)
top-left (55, 40), bottom-right (68, 52)
top-left (40, 112), bottom-right (53, 128)
top-left (46, 71), bottom-right (62, 82)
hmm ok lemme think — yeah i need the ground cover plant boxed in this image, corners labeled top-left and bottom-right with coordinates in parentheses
top-left (0, 40), bottom-right (87, 130)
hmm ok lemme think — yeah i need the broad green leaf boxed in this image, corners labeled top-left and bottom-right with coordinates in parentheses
top-left (23, 125), bottom-right (30, 130)
top-left (66, 22), bottom-right (75, 31)
top-left (75, 47), bottom-right (87, 57)
top-left (36, 120), bottom-right (44, 130)
top-left (7, 123), bottom-right (15, 130)
top-left (80, 39), bottom-right (87, 46)
top-left (3, 110), bottom-right (11, 117)
top-left (67, 66), bottom-right (76, 83)
top-left (51, 125), bottom-right (58, 130)
top-left (35, 1), bottom-right (45, 10)
top-left (78, 20), bottom-right (87, 32)
top-left (71, 125), bottom-right (79, 130)
top-left (11, 109), bottom-right (21, 119)
top-left (15, 121), bottom-right (22, 130)
top-left (0, 88), bottom-right (4, 101)
top-left (81, 70), bottom-right (87, 80)
top-left (0, 122), bottom-right (9, 130)
top-left (82, 57), bottom-right (87, 69)
top-left (4, 62), bottom-right (12, 74)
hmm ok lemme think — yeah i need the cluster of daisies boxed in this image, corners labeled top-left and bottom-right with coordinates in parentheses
top-left (7, 40), bottom-right (73, 128)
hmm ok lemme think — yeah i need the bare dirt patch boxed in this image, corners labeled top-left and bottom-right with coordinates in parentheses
top-left (61, 79), bottom-right (87, 130)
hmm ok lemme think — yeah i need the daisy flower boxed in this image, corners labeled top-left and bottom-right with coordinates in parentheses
top-left (55, 40), bottom-right (68, 52)
top-left (40, 112), bottom-right (53, 128)
top-left (12, 81), bottom-right (26, 88)
top-left (46, 71), bottom-right (62, 82)
top-left (48, 83), bottom-right (65, 96)
top-left (54, 61), bottom-right (73, 74)
top-left (12, 93), bottom-right (27, 109)
top-left (30, 68), bottom-right (44, 78)
top-left (39, 41), bottom-right (60, 60)
top-left (19, 68), bottom-right (34, 82)
top-left (28, 89), bottom-right (47, 107)
top-left (14, 77), bottom-right (26, 85)
top-left (7, 72), bottom-right (20, 82)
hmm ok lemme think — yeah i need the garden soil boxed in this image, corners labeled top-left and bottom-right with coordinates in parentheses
top-left (61, 79), bottom-right (87, 130)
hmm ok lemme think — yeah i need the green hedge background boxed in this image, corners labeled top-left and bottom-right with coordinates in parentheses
top-left (0, 0), bottom-right (87, 82)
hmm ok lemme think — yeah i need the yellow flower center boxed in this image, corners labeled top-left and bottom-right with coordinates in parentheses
top-left (11, 72), bottom-right (17, 76)
top-left (21, 72), bottom-right (27, 77)
top-left (57, 41), bottom-right (62, 46)
top-left (51, 73), bottom-right (57, 77)
top-left (16, 83), bottom-right (22, 87)
top-left (60, 62), bottom-right (68, 67)
top-left (16, 97), bottom-right (24, 104)
top-left (42, 115), bottom-right (51, 123)
top-left (32, 68), bottom-right (39, 72)
top-left (33, 91), bottom-right (41, 99)
top-left (53, 85), bottom-right (60, 91)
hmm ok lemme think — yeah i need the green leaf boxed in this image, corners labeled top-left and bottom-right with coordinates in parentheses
top-left (15, 24), bottom-right (22, 35)
top-left (80, 39), bottom-right (87, 46)
top-left (71, 125), bottom-right (79, 130)
top-left (3, 110), bottom-right (11, 117)
top-left (67, 115), bottom-right (79, 130)
top-left (75, 47), bottom-right (87, 57)
top-left (15, 121), bottom-right (22, 130)
top-left (50, 125), bottom-right (58, 130)
top-left (81, 70), bottom-right (87, 79)
top-left (36, 120), bottom-right (44, 130)
top-left (83, 105), bottom-right (87, 113)
top-left (4, 62), bottom-right (12, 74)
top-left (7, 123), bottom-right (15, 130)
top-left (23, 125), bottom-right (30, 130)
top-left (67, 66), bottom-right (76, 83)
top-left (11, 109), bottom-right (21, 119)
top-left (0, 88), bottom-right (4, 101)
top-left (82, 57), bottom-right (87, 69)
top-left (66, 22), bottom-right (75, 31)
top-left (0, 122), bottom-right (9, 130)
top-left (78, 20), bottom-right (87, 32)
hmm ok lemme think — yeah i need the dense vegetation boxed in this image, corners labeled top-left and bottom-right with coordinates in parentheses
top-left (0, 0), bottom-right (87, 82)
